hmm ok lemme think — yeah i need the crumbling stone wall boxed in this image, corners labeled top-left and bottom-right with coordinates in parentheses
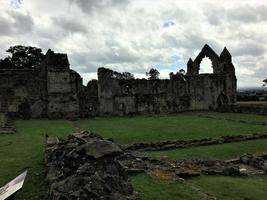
top-left (0, 44), bottom-right (236, 118)
top-left (0, 68), bottom-right (46, 118)
top-left (0, 49), bottom-right (82, 119)
top-left (97, 45), bottom-right (236, 115)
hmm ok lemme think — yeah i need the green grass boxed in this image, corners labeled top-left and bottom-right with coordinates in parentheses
top-left (1, 112), bottom-right (267, 199)
top-left (187, 111), bottom-right (267, 125)
top-left (130, 174), bottom-right (205, 200)
top-left (130, 174), bottom-right (267, 200)
top-left (77, 114), bottom-right (267, 144)
top-left (189, 175), bottom-right (267, 200)
top-left (146, 139), bottom-right (267, 160)
top-left (0, 120), bottom-right (75, 200)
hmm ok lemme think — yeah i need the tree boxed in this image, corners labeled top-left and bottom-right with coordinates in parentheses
top-left (0, 45), bottom-right (44, 69)
top-left (113, 71), bottom-right (134, 80)
top-left (263, 79), bottom-right (267, 87)
top-left (0, 57), bottom-right (13, 69)
top-left (121, 72), bottom-right (134, 80)
top-left (146, 68), bottom-right (160, 80)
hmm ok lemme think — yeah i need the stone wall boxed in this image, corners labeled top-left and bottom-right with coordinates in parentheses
top-left (96, 45), bottom-right (236, 116)
top-left (0, 49), bottom-right (82, 119)
top-left (0, 44), bottom-right (237, 119)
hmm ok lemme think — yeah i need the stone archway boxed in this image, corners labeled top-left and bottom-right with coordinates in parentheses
top-left (193, 44), bottom-right (220, 74)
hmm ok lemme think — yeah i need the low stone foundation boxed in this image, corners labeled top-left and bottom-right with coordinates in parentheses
top-left (119, 152), bottom-right (267, 178)
top-left (123, 133), bottom-right (267, 151)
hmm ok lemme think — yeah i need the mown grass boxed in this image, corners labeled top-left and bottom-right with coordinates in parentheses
top-left (0, 120), bottom-right (75, 200)
top-left (130, 174), bottom-right (267, 200)
top-left (146, 139), bottom-right (267, 160)
top-left (186, 111), bottom-right (267, 125)
top-left (189, 175), bottom-right (267, 200)
top-left (0, 113), bottom-right (267, 199)
top-left (77, 114), bottom-right (267, 144)
top-left (130, 173), bottom-right (205, 200)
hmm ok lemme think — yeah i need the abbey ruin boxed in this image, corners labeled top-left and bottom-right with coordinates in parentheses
top-left (0, 44), bottom-right (237, 119)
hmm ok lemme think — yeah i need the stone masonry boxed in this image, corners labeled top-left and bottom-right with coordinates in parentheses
top-left (0, 44), bottom-right (236, 119)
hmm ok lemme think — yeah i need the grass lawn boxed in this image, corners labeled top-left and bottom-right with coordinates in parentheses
top-left (189, 175), bottom-right (267, 200)
top-left (146, 139), bottom-right (267, 160)
top-left (130, 174), bottom-right (205, 200)
top-left (186, 111), bottom-right (267, 125)
top-left (0, 112), bottom-right (267, 199)
top-left (0, 120), bottom-right (75, 200)
top-left (130, 174), bottom-right (267, 200)
top-left (77, 114), bottom-right (267, 144)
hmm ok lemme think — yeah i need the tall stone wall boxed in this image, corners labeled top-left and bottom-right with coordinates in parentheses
top-left (44, 50), bottom-right (82, 119)
top-left (96, 44), bottom-right (236, 116)
top-left (0, 44), bottom-right (237, 119)
top-left (0, 49), bottom-right (82, 119)
top-left (0, 68), bottom-right (47, 118)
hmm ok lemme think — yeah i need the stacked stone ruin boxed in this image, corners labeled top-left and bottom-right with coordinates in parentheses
top-left (0, 44), bottom-right (236, 119)
top-left (45, 131), bottom-right (138, 200)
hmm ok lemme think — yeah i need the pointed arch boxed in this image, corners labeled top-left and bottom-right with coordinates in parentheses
top-left (193, 44), bottom-right (220, 74)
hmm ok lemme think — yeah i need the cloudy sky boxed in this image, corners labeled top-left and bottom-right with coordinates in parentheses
top-left (0, 0), bottom-right (267, 87)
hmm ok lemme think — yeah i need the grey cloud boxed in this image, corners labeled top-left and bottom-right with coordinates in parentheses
top-left (228, 5), bottom-right (267, 23)
top-left (52, 16), bottom-right (87, 33)
top-left (204, 4), bottom-right (267, 26)
top-left (68, 0), bottom-right (130, 13)
top-left (232, 43), bottom-right (266, 57)
top-left (10, 11), bottom-right (34, 33)
top-left (0, 11), bottom-right (33, 36)
top-left (0, 17), bottom-right (13, 36)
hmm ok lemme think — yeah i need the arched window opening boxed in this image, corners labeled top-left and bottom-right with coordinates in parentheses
top-left (199, 57), bottom-right (213, 74)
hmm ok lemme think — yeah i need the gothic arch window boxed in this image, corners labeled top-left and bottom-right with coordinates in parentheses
top-left (199, 56), bottom-right (213, 74)
top-left (193, 45), bottom-right (220, 74)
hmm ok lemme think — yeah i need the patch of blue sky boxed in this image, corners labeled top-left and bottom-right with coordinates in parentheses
top-left (162, 20), bottom-right (176, 28)
top-left (153, 59), bottom-right (186, 73)
top-left (10, 0), bottom-right (23, 9)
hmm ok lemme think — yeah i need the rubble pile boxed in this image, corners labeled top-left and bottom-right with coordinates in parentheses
top-left (45, 131), bottom-right (138, 200)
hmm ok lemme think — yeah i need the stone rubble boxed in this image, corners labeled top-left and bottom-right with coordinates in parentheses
top-left (45, 130), bottom-right (267, 199)
top-left (119, 152), bottom-right (267, 178)
top-left (45, 131), bottom-right (138, 200)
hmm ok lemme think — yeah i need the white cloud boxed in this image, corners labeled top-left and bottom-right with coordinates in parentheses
top-left (0, 0), bottom-right (266, 87)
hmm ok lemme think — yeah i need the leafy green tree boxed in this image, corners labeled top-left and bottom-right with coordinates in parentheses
top-left (0, 45), bottom-right (44, 69)
top-left (263, 79), bottom-right (267, 87)
top-left (146, 68), bottom-right (160, 80)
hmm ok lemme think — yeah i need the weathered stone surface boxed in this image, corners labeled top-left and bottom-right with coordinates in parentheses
top-left (45, 131), bottom-right (138, 200)
top-left (0, 112), bottom-right (15, 134)
top-left (119, 152), bottom-right (267, 178)
top-left (0, 44), bottom-right (237, 119)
